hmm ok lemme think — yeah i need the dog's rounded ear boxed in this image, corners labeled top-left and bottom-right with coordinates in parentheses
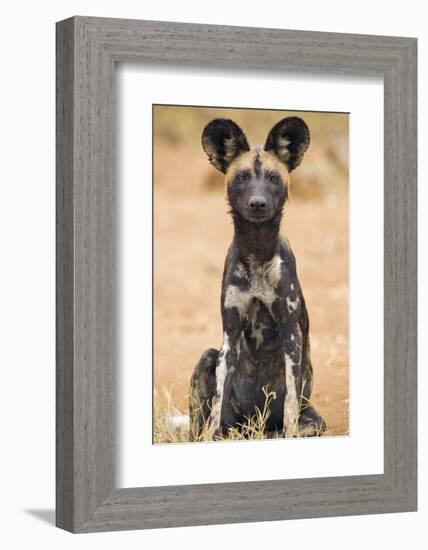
top-left (264, 117), bottom-right (310, 172)
top-left (202, 119), bottom-right (250, 173)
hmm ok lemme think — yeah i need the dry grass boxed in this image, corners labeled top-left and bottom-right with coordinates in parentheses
top-left (154, 386), bottom-right (327, 444)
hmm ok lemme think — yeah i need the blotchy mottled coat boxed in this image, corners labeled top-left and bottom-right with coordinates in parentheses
top-left (189, 117), bottom-right (326, 440)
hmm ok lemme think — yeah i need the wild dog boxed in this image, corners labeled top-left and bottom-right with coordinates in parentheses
top-left (189, 117), bottom-right (326, 440)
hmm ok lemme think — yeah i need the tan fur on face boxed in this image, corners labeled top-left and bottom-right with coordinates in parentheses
top-left (225, 149), bottom-right (290, 189)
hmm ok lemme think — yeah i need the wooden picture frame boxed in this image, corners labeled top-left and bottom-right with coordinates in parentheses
top-left (56, 16), bottom-right (417, 533)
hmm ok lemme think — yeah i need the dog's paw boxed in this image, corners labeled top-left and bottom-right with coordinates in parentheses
top-left (282, 427), bottom-right (298, 439)
top-left (298, 407), bottom-right (327, 437)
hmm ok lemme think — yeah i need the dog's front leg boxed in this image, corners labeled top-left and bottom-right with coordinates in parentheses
top-left (206, 335), bottom-right (230, 439)
top-left (207, 308), bottom-right (241, 439)
top-left (278, 321), bottom-right (303, 438)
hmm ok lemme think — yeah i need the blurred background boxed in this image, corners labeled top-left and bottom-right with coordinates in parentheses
top-left (153, 105), bottom-right (349, 437)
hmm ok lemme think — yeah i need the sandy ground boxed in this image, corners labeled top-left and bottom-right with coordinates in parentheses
top-left (154, 143), bottom-right (349, 437)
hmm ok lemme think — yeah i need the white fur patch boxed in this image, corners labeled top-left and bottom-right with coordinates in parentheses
top-left (236, 337), bottom-right (241, 359)
top-left (248, 303), bottom-right (267, 349)
top-left (262, 254), bottom-right (283, 287)
top-left (234, 262), bottom-right (247, 280)
top-left (208, 333), bottom-right (230, 437)
top-left (286, 295), bottom-right (300, 313)
top-left (283, 353), bottom-right (299, 437)
top-left (224, 136), bottom-right (238, 163)
top-left (216, 333), bottom-right (229, 396)
top-left (283, 325), bottom-right (302, 437)
top-left (251, 324), bottom-right (264, 349)
top-left (277, 136), bottom-right (291, 162)
top-left (224, 254), bottom-right (283, 317)
top-left (224, 284), bottom-right (252, 317)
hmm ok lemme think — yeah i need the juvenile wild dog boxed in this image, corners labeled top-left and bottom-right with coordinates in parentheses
top-left (189, 117), bottom-right (326, 440)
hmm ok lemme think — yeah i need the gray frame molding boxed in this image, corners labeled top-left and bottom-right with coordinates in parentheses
top-left (56, 16), bottom-right (417, 533)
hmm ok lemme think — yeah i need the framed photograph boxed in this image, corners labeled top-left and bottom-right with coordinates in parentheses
top-left (56, 16), bottom-right (417, 532)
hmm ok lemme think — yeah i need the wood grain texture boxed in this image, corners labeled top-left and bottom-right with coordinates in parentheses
top-left (56, 16), bottom-right (417, 533)
top-left (56, 17), bottom-right (75, 532)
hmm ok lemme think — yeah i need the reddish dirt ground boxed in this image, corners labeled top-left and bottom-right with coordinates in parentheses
top-left (154, 143), bottom-right (349, 437)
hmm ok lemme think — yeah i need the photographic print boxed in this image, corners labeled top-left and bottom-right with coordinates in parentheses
top-left (153, 105), bottom-right (349, 444)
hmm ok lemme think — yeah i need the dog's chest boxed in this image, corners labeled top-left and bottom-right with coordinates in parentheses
top-left (232, 301), bottom-right (286, 415)
top-left (224, 254), bottom-right (282, 317)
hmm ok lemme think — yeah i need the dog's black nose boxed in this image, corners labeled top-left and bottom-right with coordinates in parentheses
top-left (249, 196), bottom-right (266, 210)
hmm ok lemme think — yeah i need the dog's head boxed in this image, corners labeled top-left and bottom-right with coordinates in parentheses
top-left (202, 117), bottom-right (310, 223)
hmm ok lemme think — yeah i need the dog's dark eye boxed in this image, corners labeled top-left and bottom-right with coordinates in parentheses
top-left (270, 174), bottom-right (281, 185)
top-left (237, 173), bottom-right (248, 183)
